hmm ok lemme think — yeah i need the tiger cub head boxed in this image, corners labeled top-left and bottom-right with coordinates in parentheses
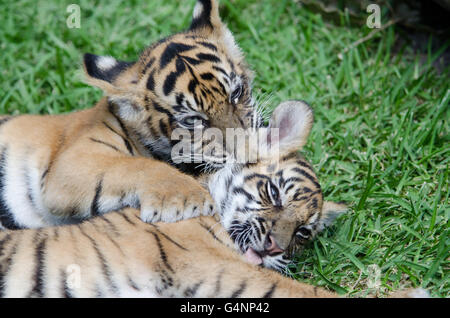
top-left (209, 100), bottom-right (348, 271)
top-left (82, 0), bottom-right (259, 171)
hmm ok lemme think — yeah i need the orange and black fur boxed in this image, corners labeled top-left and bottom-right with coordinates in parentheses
top-left (0, 101), bottom-right (428, 298)
top-left (0, 0), bottom-right (261, 229)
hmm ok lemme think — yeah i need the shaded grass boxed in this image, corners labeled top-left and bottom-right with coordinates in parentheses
top-left (0, 0), bottom-right (448, 297)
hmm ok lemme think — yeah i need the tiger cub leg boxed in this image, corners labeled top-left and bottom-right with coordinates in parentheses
top-left (42, 155), bottom-right (214, 224)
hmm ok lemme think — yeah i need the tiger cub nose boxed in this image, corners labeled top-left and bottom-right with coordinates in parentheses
top-left (264, 235), bottom-right (284, 255)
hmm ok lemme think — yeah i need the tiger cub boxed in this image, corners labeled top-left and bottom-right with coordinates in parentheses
top-left (0, 0), bottom-right (260, 230)
top-left (0, 101), bottom-right (428, 298)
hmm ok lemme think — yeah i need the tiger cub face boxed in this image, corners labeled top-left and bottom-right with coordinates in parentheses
top-left (82, 0), bottom-right (260, 171)
top-left (209, 101), bottom-right (347, 271)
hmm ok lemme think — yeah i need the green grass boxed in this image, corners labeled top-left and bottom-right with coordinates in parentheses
top-left (0, 0), bottom-right (448, 297)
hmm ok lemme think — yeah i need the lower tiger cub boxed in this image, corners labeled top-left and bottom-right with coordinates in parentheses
top-left (0, 101), bottom-right (428, 298)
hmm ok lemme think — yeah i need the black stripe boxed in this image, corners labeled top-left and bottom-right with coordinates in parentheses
top-left (103, 121), bottom-right (121, 136)
top-left (307, 197), bottom-right (319, 210)
top-left (122, 137), bottom-right (134, 155)
top-left (141, 57), bottom-right (156, 76)
top-left (29, 235), bottom-right (47, 297)
top-left (256, 217), bottom-right (266, 235)
top-left (0, 238), bottom-right (19, 297)
top-left (244, 173), bottom-right (271, 182)
top-left (200, 72), bottom-right (215, 81)
top-left (196, 41), bottom-right (218, 52)
top-left (91, 177), bottom-right (103, 216)
top-left (78, 225), bottom-right (118, 295)
top-left (150, 231), bottom-right (174, 273)
top-left (228, 59), bottom-right (236, 73)
top-left (215, 79), bottom-right (228, 97)
top-left (147, 226), bottom-right (188, 251)
top-left (152, 102), bottom-right (175, 124)
top-left (107, 102), bottom-right (134, 142)
top-left (103, 229), bottom-right (125, 256)
top-left (281, 177), bottom-right (303, 188)
top-left (160, 43), bottom-right (196, 70)
top-left (102, 121), bottom-right (135, 155)
top-left (0, 148), bottom-right (21, 230)
top-left (107, 105), bottom-right (140, 157)
top-left (262, 283), bottom-right (277, 298)
top-left (120, 212), bottom-right (136, 225)
top-left (90, 137), bottom-right (122, 153)
top-left (60, 269), bottom-right (74, 298)
top-left (199, 221), bottom-right (225, 245)
top-left (159, 119), bottom-right (169, 137)
top-left (232, 187), bottom-right (255, 202)
top-left (184, 280), bottom-right (204, 297)
top-left (146, 115), bottom-right (159, 138)
top-left (296, 159), bottom-right (314, 171)
top-left (146, 69), bottom-right (156, 91)
top-left (253, 221), bottom-right (262, 242)
top-left (188, 78), bottom-right (198, 95)
top-left (292, 167), bottom-right (321, 189)
top-left (212, 65), bottom-right (229, 77)
top-left (127, 275), bottom-right (140, 291)
top-left (230, 280), bottom-right (247, 298)
top-left (281, 152), bottom-right (298, 162)
top-left (180, 55), bottom-right (203, 66)
top-left (196, 53), bottom-right (220, 63)
top-left (163, 57), bottom-right (186, 96)
top-left (285, 184), bottom-right (295, 193)
top-left (98, 215), bottom-right (119, 236)
top-left (40, 167), bottom-right (49, 189)
top-left (24, 164), bottom-right (37, 210)
top-left (214, 269), bottom-right (225, 296)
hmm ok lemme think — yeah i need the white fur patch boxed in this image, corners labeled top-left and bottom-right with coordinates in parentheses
top-left (4, 150), bottom-right (46, 228)
top-left (193, 1), bottom-right (204, 19)
top-left (222, 28), bottom-right (243, 59)
top-left (97, 56), bottom-right (117, 71)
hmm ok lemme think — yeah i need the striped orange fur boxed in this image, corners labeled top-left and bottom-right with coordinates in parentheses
top-left (0, 101), bottom-right (428, 298)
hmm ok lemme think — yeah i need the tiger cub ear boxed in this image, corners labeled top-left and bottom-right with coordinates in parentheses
top-left (260, 100), bottom-right (314, 158)
top-left (83, 53), bottom-right (137, 94)
top-left (316, 201), bottom-right (348, 232)
top-left (189, 0), bottom-right (221, 32)
top-left (189, 0), bottom-right (242, 58)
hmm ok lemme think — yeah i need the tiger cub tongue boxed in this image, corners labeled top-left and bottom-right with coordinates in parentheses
top-left (244, 248), bottom-right (263, 265)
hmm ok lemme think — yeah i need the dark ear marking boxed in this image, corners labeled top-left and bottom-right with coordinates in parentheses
top-left (83, 53), bottom-right (134, 83)
top-left (189, 0), bottom-right (214, 31)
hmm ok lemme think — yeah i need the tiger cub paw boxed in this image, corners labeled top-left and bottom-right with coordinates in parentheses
top-left (140, 187), bottom-right (215, 224)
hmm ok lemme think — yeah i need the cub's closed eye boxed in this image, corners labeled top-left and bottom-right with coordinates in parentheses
top-left (266, 181), bottom-right (281, 207)
top-left (230, 84), bottom-right (243, 105)
top-left (180, 116), bottom-right (207, 129)
top-left (296, 227), bottom-right (311, 239)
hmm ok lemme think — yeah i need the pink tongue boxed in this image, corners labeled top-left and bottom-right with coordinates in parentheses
top-left (244, 248), bottom-right (263, 265)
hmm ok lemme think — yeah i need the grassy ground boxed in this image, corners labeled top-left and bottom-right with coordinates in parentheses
top-left (0, 0), bottom-right (448, 297)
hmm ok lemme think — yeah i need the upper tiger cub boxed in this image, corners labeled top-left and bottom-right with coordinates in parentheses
top-left (0, 101), bottom-right (428, 298)
top-left (0, 0), bottom-right (260, 229)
